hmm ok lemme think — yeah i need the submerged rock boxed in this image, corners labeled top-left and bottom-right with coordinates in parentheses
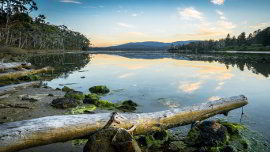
top-left (84, 128), bottom-right (141, 152)
top-left (51, 97), bottom-right (81, 109)
top-left (116, 100), bottom-right (138, 112)
top-left (89, 85), bottom-right (110, 95)
top-left (61, 86), bottom-right (74, 92)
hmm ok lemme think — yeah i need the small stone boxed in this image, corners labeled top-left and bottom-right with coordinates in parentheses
top-left (21, 95), bottom-right (38, 102)
top-left (48, 94), bottom-right (54, 97)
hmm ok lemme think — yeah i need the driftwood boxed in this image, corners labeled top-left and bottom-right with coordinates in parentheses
top-left (0, 95), bottom-right (248, 152)
top-left (0, 81), bottom-right (40, 96)
top-left (0, 62), bottom-right (31, 71)
top-left (0, 66), bottom-right (53, 80)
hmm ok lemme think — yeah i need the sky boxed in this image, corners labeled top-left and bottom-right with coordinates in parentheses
top-left (34, 0), bottom-right (270, 47)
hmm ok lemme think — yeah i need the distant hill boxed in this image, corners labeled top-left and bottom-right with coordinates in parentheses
top-left (102, 41), bottom-right (198, 50)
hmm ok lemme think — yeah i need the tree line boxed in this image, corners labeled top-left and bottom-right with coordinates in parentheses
top-left (169, 27), bottom-right (270, 52)
top-left (0, 0), bottom-right (90, 50)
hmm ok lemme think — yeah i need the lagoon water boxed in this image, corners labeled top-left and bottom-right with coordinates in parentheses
top-left (30, 51), bottom-right (269, 145)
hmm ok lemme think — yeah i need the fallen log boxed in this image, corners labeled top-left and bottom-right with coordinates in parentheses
top-left (0, 95), bottom-right (248, 152)
top-left (0, 66), bottom-right (53, 81)
top-left (0, 62), bottom-right (31, 71)
top-left (0, 81), bottom-right (40, 96)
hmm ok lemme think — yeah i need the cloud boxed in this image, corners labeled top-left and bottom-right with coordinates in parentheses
top-left (216, 10), bottom-right (227, 20)
top-left (118, 73), bottom-right (134, 79)
top-left (208, 96), bottom-right (221, 101)
top-left (215, 82), bottom-right (225, 90)
top-left (216, 10), bottom-right (224, 16)
top-left (179, 82), bottom-right (202, 93)
top-left (218, 20), bottom-right (236, 29)
top-left (178, 7), bottom-right (204, 21)
top-left (211, 0), bottom-right (225, 5)
top-left (117, 22), bottom-right (134, 28)
top-left (249, 23), bottom-right (270, 29)
top-left (60, 0), bottom-right (81, 4)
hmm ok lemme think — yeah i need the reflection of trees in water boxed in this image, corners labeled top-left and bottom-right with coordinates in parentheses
top-left (27, 53), bottom-right (91, 78)
top-left (175, 53), bottom-right (270, 78)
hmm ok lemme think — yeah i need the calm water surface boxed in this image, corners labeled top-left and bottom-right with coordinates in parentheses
top-left (44, 52), bottom-right (270, 142)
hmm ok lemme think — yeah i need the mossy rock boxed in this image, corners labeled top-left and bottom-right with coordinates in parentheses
top-left (116, 100), bottom-right (138, 112)
top-left (83, 94), bottom-right (100, 104)
top-left (62, 86), bottom-right (74, 92)
top-left (135, 130), bottom-right (169, 149)
top-left (185, 121), bottom-right (229, 147)
top-left (84, 128), bottom-right (141, 152)
top-left (219, 121), bottom-right (245, 136)
top-left (51, 97), bottom-right (81, 109)
top-left (89, 85), bottom-right (110, 95)
top-left (96, 100), bottom-right (115, 108)
top-left (64, 91), bottom-right (84, 100)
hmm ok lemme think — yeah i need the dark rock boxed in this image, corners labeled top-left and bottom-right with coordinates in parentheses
top-left (62, 86), bottom-right (74, 92)
top-left (153, 130), bottom-right (168, 141)
top-left (116, 100), bottom-right (138, 112)
top-left (48, 94), bottom-right (54, 97)
top-left (221, 145), bottom-right (237, 152)
top-left (21, 95), bottom-right (38, 102)
top-left (55, 88), bottom-right (61, 91)
top-left (84, 128), bottom-right (141, 152)
top-left (89, 85), bottom-right (110, 95)
top-left (83, 94), bottom-right (100, 104)
top-left (51, 97), bottom-right (81, 109)
top-left (64, 90), bottom-right (84, 100)
top-left (185, 121), bottom-right (228, 147)
top-left (122, 100), bottom-right (138, 107)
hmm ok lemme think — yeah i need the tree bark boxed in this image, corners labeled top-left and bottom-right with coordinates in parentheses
top-left (0, 95), bottom-right (248, 152)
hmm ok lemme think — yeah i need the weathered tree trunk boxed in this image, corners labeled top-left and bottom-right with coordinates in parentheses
top-left (0, 95), bottom-right (248, 152)
top-left (0, 66), bottom-right (53, 80)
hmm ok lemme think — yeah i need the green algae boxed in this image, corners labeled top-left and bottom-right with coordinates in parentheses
top-left (64, 93), bottom-right (85, 100)
top-left (69, 105), bottom-right (97, 114)
top-left (219, 121), bottom-right (246, 135)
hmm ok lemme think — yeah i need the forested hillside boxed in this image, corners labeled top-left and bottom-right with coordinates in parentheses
top-left (0, 0), bottom-right (90, 51)
top-left (169, 27), bottom-right (270, 52)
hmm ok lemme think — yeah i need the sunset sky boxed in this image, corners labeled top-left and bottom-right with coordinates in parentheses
top-left (35, 0), bottom-right (270, 47)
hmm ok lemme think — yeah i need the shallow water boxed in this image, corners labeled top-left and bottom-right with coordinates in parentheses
top-left (36, 52), bottom-right (270, 142)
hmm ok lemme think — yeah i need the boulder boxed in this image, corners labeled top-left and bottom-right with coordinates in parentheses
top-left (83, 128), bottom-right (141, 152)
top-left (51, 97), bottom-right (81, 109)
top-left (89, 85), bottom-right (110, 95)
top-left (185, 121), bottom-right (229, 147)
top-left (83, 94), bottom-right (100, 104)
